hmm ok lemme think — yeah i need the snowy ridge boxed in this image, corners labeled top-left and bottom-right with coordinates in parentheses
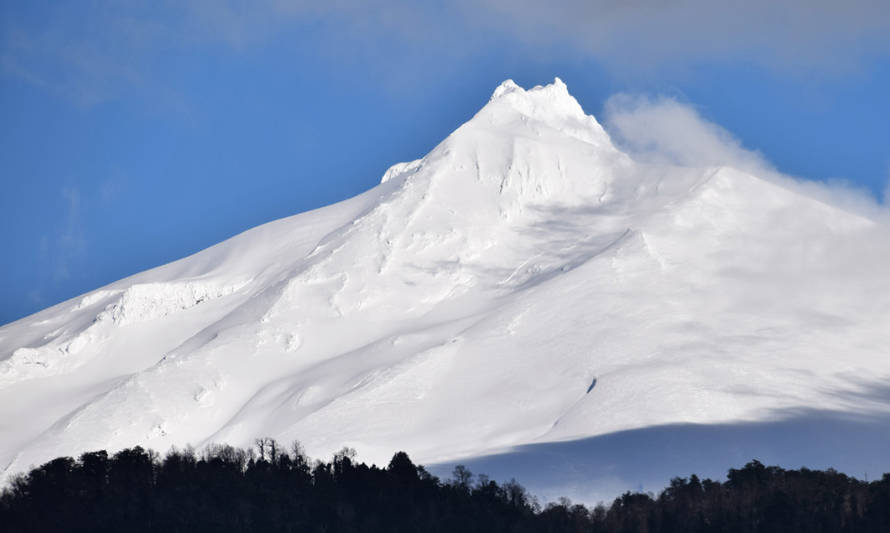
top-left (2, 79), bottom-right (890, 501)
top-left (0, 279), bottom-right (251, 387)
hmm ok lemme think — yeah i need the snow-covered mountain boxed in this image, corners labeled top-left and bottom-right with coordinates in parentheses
top-left (2, 79), bottom-right (889, 502)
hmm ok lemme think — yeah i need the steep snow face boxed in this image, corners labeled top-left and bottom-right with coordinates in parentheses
top-left (2, 79), bottom-right (890, 500)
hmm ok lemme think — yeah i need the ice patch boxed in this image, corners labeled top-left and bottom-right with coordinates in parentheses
top-left (0, 279), bottom-right (250, 388)
top-left (0, 329), bottom-right (101, 387)
top-left (74, 290), bottom-right (121, 311)
top-left (97, 280), bottom-right (250, 326)
top-left (4, 348), bottom-right (47, 369)
top-left (490, 79), bottom-right (522, 100)
top-left (380, 159), bottom-right (423, 184)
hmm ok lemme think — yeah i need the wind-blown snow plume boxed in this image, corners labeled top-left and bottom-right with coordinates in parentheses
top-left (604, 93), bottom-right (890, 221)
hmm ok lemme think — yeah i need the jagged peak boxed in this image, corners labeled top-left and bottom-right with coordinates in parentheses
top-left (471, 77), bottom-right (616, 153)
top-left (487, 77), bottom-right (586, 121)
top-left (378, 78), bottom-right (617, 188)
top-left (490, 79), bottom-right (522, 100)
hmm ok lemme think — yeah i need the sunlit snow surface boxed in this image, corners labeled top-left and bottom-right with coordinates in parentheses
top-left (2, 79), bottom-right (889, 503)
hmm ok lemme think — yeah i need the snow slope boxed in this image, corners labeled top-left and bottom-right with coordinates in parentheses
top-left (2, 79), bottom-right (890, 502)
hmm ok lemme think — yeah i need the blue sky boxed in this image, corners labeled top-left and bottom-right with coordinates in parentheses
top-left (2, 1), bottom-right (889, 325)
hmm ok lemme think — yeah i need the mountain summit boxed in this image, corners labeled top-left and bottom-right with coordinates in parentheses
top-left (2, 79), bottom-right (889, 501)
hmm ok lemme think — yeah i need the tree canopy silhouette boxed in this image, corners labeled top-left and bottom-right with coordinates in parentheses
top-left (1, 442), bottom-right (888, 532)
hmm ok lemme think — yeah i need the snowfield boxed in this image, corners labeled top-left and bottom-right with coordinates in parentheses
top-left (2, 79), bottom-right (889, 502)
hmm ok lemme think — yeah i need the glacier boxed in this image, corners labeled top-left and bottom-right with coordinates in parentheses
top-left (2, 78), bottom-right (889, 503)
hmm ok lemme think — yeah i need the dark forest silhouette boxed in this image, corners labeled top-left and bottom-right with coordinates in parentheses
top-left (2, 439), bottom-right (889, 532)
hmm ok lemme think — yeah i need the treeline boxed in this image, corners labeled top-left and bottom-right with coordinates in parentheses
top-left (1, 439), bottom-right (889, 532)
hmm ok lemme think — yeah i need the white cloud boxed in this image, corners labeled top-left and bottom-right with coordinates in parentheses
top-left (602, 93), bottom-right (890, 223)
top-left (474, 0), bottom-right (890, 74)
top-left (603, 94), bottom-right (773, 175)
top-left (180, 1), bottom-right (890, 73)
top-left (6, 1), bottom-right (888, 106)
